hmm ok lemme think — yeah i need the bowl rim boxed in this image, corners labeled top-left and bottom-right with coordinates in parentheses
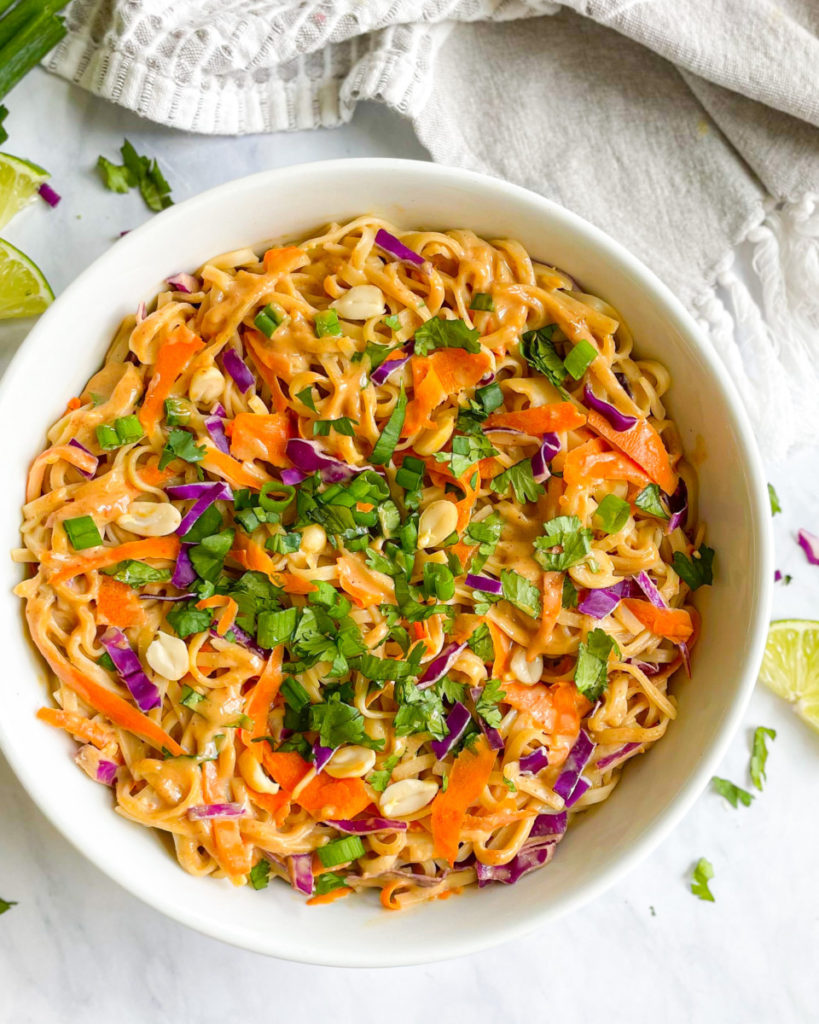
top-left (0, 157), bottom-right (773, 967)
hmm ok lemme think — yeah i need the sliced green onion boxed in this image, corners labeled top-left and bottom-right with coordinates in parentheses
top-left (370, 385), bottom-right (407, 466)
top-left (164, 397), bottom-right (190, 426)
top-left (594, 493), bottom-right (631, 534)
top-left (317, 835), bottom-right (366, 868)
top-left (563, 340), bottom-right (598, 380)
top-left (259, 481), bottom-right (296, 513)
top-left (314, 309), bottom-right (342, 338)
top-left (180, 685), bottom-right (205, 709)
top-left (254, 303), bottom-right (287, 338)
top-left (281, 676), bottom-right (311, 712)
top-left (114, 414), bottom-right (143, 444)
top-left (64, 515), bottom-right (102, 550)
top-left (95, 423), bottom-right (120, 450)
top-left (469, 292), bottom-right (494, 312)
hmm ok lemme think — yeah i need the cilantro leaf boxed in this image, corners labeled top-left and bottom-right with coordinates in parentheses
top-left (354, 650), bottom-right (421, 683)
top-left (97, 155), bottom-right (136, 193)
top-left (750, 726), bottom-right (776, 791)
top-left (353, 340), bottom-right (399, 370)
top-left (312, 417), bottom-right (358, 437)
top-left (561, 574), bottom-right (579, 608)
top-left (574, 627), bottom-right (619, 701)
top-left (189, 529), bottom-right (234, 583)
top-left (768, 483), bottom-right (781, 516)
top-left (490, 459), bottom-right (544, 505)
top-left (672, 544), bottom-right (715, 590)
top-left (519, 325), bottom-right (566, 390)
top-left (393, 679), bottom-right (447, 739)
top-left (456, 382), bottom-right (504, 434)
top-left (249, 860), bottom-right (271, 890)
top-left (712, 776), bottom-right (754, 808)
top-left (691, 857), bottom-right (715, 902)
top-left (434, 675), bottom-right (466, 705)
top-left (413, 317), bottom-right (481, 356)
top-left (467, 623), bottom-right (494, 663)
top-left (500, 569), bottom-right (541, 619)
top-left (295, 387), bottom-right (317, 412)
top-left (434, 432), bottom-right (497, 480)
top-left (0, 897), bottom-right (18, 916)
top-left (594, 494), bottom-right (631, 534)
top-left (100, 560), bottom-right (171, 588)
top-left (534, 515), bottom-right (593, 572)
top-left (634, 484), bottom-right (669, 520)
top-left (256, 606), bottom-right (299, 648)
top-left (464, 512), bottom-right (502, 573)
top-left (159, 428), bottom-right (205, 469)
top-left (368, 753), bottom-right (401, 792)
top-left (475, 678), bottom-right (506, 728)
top-left (309, 697), bottom-right (384, 750)
top-left (166, 601), bottom-right (213, 638)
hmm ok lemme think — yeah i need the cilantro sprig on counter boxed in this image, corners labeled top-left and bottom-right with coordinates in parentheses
top-left (97, 139), bottom-right (174, 212)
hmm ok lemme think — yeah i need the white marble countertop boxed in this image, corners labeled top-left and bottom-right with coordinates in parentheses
top-left (1, 69), bottom-right (818, 1024)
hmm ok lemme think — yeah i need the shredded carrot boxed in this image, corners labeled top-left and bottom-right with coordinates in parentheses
top-left (528, 571), bottom-right (562, 661)
top-left (138, 324), bottom-right (204, 434)
top-left (430, 735), bottom-right (496, 865)
top-left (379, 881), bottom-right (404, 910)
top-left (31, 639), bottom-right (183, 755)
top-left (241, 648), bottom-right (284, 750)
top-left (140, 461), bottom-right (178, 487)
top-left (96, 575), bottom-right (147, 629)
top-left (308, 886), bottom-right (353, 907)
top-left (244, 336), bottom-right (290, 412)
top-left (65, 396), bottom-right (81, 413)
top-left (48, 536), bottom-right (180, 587)
top-left (36, 706), bottom-right (114, 750)
top-left (563, 437), bottom-right (650, 489)
top-left (403, 349), bottom-right (492, 437)
top-left (247, 787), bottom-right (291, 825)
top-left (620, 598), bottom-right (694, 642)
top-left (487, 619), bottom-right (511, 677)
top-left (337, 553), bottom-right (394, 608)
top-left (196, 594), bottom-right (238, 635)
top-left (450, 539), bottom-right (477, 570)
top-left (243, 330), bottom-right (294, 376)
top-left (201, 444), bottom-right (272, 491)
top-left (262, 750), bottom-right (370, 819)
top-left (486, 403), bottom-right (586, 435)
top-left (502, 681), bottom-right (584, 765)
top-left (586, 409), bottom-right (678, 495)
top-left (229, 412), bottom-right (291, 466)
top-left (202, 760), bottom-right (254, 877)
top-left (262, 245), bottom-right (308, 275)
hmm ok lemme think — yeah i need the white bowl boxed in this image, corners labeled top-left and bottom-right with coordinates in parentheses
top-left (0, 159), bottom-right (773, 967)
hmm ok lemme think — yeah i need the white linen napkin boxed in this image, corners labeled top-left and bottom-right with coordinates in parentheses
top-left (46, 0), bottom-right (819, 459)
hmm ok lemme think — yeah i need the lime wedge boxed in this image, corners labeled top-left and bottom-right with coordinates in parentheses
top-left (758, 619), bottom-right (819, 732)
top-left (0, 153), bottom-right (50, 230)
top-left (0, 238), bottom-right (53, 319)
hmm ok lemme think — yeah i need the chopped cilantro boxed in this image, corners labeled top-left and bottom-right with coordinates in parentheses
top-left (712, 776), bottom-right (754, 808)
top-left (383, 314), bottom-right (402, 331)
top-left (97, 139), bottom-right (173, 212)
top-left (166, 602), bottom-right (213, 638)
top-left (672, 544), bottom-right (715, 590)
top-left (393, 679), bottom-right (447, 739)
top-left (467, 623), bottom-right (494, 663)
top-left (179, 685), bottom-right (205, 709)
top-left (534, 515), bottom-right (593, 571)
top-left (434, 432), bottom-right (497, 480)
top-left (413, 317), bottom-right (481, 356)
top-left (768, 483), bottom-right (781, 516)
top-left (519, 325), bottom-right (567, 391)
top-left (368, 753), bottom-right (401, 792)
top-left (314, 309), bottom-right (342, 338)
top-left (249, 860), bottom-right (271, 890)
top-left (159, 428), bottom-right (205, 469)
top-left (635, 484), bottom-right (669, 520)
top-left (561, 574), bottom-right (579, 608)
top-left (574, 628), bottom-right (619, 701)
top-left (464, 512), bottom-right (502, 573)
top-left (189, 529), bottom-right (234, 583)
top-left (370, 385), bottom-right (407, 466)
top-left (0, 897), bottom-right (17, 916)
top-left (690, 857), bottom-right (715, 902)
top-left (256, 606), bottom-right (299, 648)
top-left (354, 340), bottom-right (399, 370)
top-left (594, 494), bottom-right (631, 534)
top-left (500, 569), bottom-right (541, 619)
top-left (312, 417), bottom-right (358, 437)
top-left (309, 696), bottom-right (384, 750)
top-left (750, 726), bottom-right (776, 791)
top-left (295, 387), bottom-right (317, 412)
top-left (475, 678), bottom-right (506, 728)
top-left (100, 560), bottom-right (171, 588)
top-left (490, 459), bottom-right (544, 505)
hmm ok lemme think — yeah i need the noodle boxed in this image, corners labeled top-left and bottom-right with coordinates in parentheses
top-left (14, 217), bottom-right (706, 908)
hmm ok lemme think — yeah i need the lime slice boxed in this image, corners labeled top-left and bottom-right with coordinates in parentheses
top-left (758, 619), bottom-right (819, 732)
top-left (0, 238), bottom-right (53, 319)
top-left (0, 153), bottom-right (50, 231)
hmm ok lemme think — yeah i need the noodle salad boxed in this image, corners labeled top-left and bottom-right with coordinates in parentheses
top-left (15, 217), bottom-right (714, 909)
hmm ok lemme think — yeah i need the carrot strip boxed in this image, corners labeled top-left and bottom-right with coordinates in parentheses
top-left (96, 575), bottom-right (147, 629)
top-left (563, 437), bottom-right (650, 489)
top-left (65, 396), bottom-right (82, 413)
top-left (430, 735), bottom-right (496, 865)
top-left (244, 337), bottom-right (290, 412)
top-left (201, 445), bottom-right (272, 491)
top-left (196, 594), bottom-right (238, 636)
top-left (244, 648), bottom-right (283, 744)
top-left (202, 761), bottom-right (254, 877)
top-left (486, 403), bottom-right (586, 435)
top-left (229, 412), bottom-right (291, 466)
top-left (501, 681), bottom-right (584, 766)
top-left (262, 750), bottom-right (370, 819)
top-left (36, 706), bottom-right (114, 750)
top-left (379, 881), bottom-right (403, 910)
top-left (30, 637), bottom-right (183, 755)
top-left (308, 887), bottom-right (353, 907)
top-left (262, 246), bottom-right (308, 275)
top-left (48, 536), bottom-right (180, 587)
top-left (620, 598), bottom-right (694, 642)
top-left (487, 619), bottom-right (511, 677)
top-left (139, 324), bottom-right (204, 434)
top-left (402, 349), bottom-right (492, 437)
top-left (586, 409), bottom-right (677, 495)
top-left (528, 571), bottom-right (562, 661)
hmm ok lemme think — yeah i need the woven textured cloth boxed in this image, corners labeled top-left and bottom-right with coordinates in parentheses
top-left (47, 0), bottom-right (819, 458)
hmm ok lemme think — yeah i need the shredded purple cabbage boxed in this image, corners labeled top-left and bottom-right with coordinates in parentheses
top-left (222, 347), bottom-right (255, 393)
top-left (418, 641), bottom-right (467, 689)
top-left (553, 730), bottom-right (595, 802)
top-left (100, 627), bottom-right (161, 712)
top-left (583, 383), bottom-right (638, 432)
top-left (375, 228), bottom-right (425, 267)
top-left (430, 702), bottom-right (472, 759)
